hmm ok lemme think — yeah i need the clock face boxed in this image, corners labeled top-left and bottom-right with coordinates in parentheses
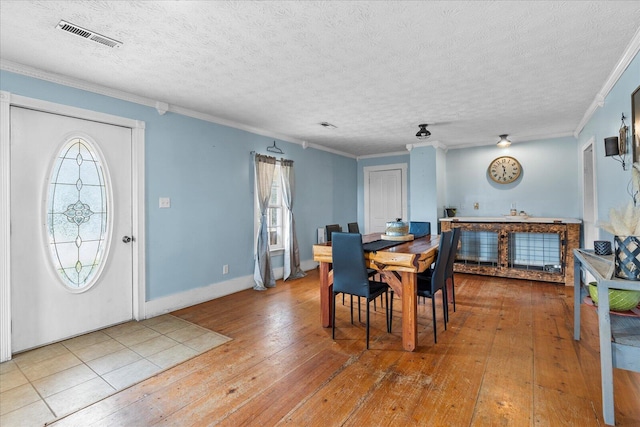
top-left (488, 156), bottom-right (521, 184)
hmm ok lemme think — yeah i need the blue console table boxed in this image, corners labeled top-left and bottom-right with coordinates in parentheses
top-left (573, 249), bottom-right (640, 426)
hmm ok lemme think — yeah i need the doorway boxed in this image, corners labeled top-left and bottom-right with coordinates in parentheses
top-left (582, 138), bottom-right (598, 249)
top-left (363, 163), bottom-right (408, 234)
top-left (0, 92), bottom-right (146, 360)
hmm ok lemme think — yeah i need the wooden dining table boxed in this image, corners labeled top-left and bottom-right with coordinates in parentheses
top-left (312, 233), bottom-right (439, 351)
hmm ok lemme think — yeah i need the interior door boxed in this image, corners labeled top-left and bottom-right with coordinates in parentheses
top-left (582, 141), bottom-right (597, 248)
top-left (10, 107), bottom-right (133, 353)
top-left (367, 168), bottom-right (404, 234)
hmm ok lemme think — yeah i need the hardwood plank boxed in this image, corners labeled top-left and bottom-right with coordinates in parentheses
top-left (48, 270), bottom-right (640, 426)
top-left (157, 347), bottom-right (350, 427)
top-left (213, 349), bottom-right (350, 427)
top-left (533, 385), bottom-right (600, 426)
top-left (472, 280), bottom-right (534, 426)
top-left (277, 349), bottom-right (404, 426)
top-left (409, 311), bottom-right (500, 425)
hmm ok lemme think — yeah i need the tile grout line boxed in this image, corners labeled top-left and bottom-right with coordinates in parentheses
top-left (2, 315), bottom-right (230, 424)
top-left (11, 357), bottom-right (58, 418)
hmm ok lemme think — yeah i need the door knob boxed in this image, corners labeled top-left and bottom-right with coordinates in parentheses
top-left (122, 236), bottom-right (133, 243)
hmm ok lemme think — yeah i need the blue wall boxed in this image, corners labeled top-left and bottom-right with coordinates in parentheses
top-left (445, 136), bottom-right (581, 218)
top-left (360, 135), bottom-right (582, 234)
top-left (1, 71), bottom-right (358, 300)
top-left (409, 146), bottom-right (439, 227)
top-left (577, 51), bottom-right (640, 240)
top-left (3, 48), bottom-right (637, 301)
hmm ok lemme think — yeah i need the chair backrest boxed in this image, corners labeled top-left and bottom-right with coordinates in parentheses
top-left (431, 231), bottom-right (453, 292)
top-left (445, 227), bottom-right (461, 279)
top-left (325, 224), bottom-right (342, 242)
top-left (409, 221), bottom-right (431, 237)
top-left (332, 232), bottom-right (371, 297)
top-left (347, 222), bottom-right (360, 233)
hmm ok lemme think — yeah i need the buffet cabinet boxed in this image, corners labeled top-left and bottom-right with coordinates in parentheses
top-left (440, 218), bottom-right (581, 286)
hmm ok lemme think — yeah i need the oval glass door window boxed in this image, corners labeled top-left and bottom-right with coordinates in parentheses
top-left (46, 137), bottom-right (110, 290)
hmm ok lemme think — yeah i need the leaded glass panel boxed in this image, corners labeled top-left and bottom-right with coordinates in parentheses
top-left (46, 138), bottom-right (109, 290)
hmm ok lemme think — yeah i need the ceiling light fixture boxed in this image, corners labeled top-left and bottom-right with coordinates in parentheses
top-left (416, 124), bottom-right (431, 140)
top-left (496, 134), bottom-right (512, 148)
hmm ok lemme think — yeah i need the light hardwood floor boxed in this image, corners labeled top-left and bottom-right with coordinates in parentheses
top-left (50, 269), bottom-right (640, 426)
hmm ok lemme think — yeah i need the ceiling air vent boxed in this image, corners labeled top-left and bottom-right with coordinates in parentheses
top-left (319, 122), bottom-right (337, 129)
top-left (56, 20), bottom-right (122, 48)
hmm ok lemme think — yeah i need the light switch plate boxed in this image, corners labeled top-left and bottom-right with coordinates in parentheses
top-left (159, 197), bottom-right (171, 208)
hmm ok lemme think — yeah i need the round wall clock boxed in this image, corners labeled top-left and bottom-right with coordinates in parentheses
top-left (488, 156), bottom-right (522, 184)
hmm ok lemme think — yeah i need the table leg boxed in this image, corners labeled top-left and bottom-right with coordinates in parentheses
top-left (401, 271), bottom-right (418, 351)
top-left (597, 280), bottom-right (615, 425)
top-left (573, 258), bottom-right (582, 341)
top-left (319, 262), bottom-right (332, 327)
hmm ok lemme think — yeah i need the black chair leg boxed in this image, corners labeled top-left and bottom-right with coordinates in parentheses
top-left (451, 278), bottom-right (456, 312)
top-left (350, 294), bottom-right (354, 324)
top-left (432, 298), bottom-right (437, 344)
top-left (332, 292), bottom-right (337, 340)
top-left (443, 291), bottom-right (448, 329)
top-left (387, 289), bottom-right (393, 333)
top-left (358, 297), bottom-right (362, 323)
top-left (385, 291), bottom-right (392, 333)
top-left (366, 299), bottom-right (370, 349)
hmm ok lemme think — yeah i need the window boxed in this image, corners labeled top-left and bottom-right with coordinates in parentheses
top-left (267, 165), bottom-right (284, 251)
top-left (46, 137), bottom-right (110, 290)
top-left (256, 164), bottom-right (285, 252)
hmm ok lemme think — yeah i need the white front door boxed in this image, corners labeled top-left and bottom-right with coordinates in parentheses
top-left (10, 106), bottom-right (134, 353)
top-left (364, 164), bottom-right (407, 234)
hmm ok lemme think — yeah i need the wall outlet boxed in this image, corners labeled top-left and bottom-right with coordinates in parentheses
top-left (474, 202), bottom-right (479, 210)
top-left (222, 264), bottom-right (229, 275)
top-left (159, 197), bottom-right (171, 208)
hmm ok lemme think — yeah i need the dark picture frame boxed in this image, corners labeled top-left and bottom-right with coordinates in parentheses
top-left (633, 85), bottom-right (640, 164)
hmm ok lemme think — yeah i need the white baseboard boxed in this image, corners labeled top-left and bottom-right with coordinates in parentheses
top-left (144, 259), bottom-right (318, 319)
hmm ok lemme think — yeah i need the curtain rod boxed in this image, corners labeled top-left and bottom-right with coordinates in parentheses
top-left (249, 151), bottom-right (292, 163)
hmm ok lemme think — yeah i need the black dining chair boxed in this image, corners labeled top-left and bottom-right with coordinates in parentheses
top-left (340, 222), bottom-right (381, 311)
top-left (331, 232), bottom-right (392, 349)
top-left (445, 227), bottom-right (461, 313)
top-left (416, 230), bottom-right (452, 343)
top-left (409, 221), bottom-right (431, 238)
top-left (347, 222), bottom-right (360, 233)
top-left (325, 224), bottom-right (342, 242)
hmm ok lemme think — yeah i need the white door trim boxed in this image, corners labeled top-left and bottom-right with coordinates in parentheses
top-left (363, 163), bottom-right (408, 233)
top-left (580, 136), bottom-right (598, 286)
top-left (0, 91), bottom-right (146, 362)
top-left (581, 136), bottom-right (599, 241)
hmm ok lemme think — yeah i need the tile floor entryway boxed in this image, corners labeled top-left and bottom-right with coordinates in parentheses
top-left (0, 314), bottom-right (231, 426)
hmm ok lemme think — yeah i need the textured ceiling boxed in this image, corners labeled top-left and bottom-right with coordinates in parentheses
top-left (1, 1), bottom-right (640, 157)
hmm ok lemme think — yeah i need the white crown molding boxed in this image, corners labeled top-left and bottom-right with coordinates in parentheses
top-left (357, 150), bottom-right (408, 160)
top-left (0, 60), bottom-right (360, 159)
top-left (155, 101), bottom-right (169, 115)
top-left (2, 55), bottom-right (614, 159)
top-left (303, 142), bottom-right (356, 159)
top-left (405, 139), bottom-right (447, 152)
top-left (1, 60), bottom-right (158, 107)
top-left (574, 25), bottom-right (640, 137)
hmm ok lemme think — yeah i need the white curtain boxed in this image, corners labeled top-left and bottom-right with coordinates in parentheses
top-left (280, 159), bottom-right (306, 280)
top-left (253, 154), bottom-right (276, 290)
